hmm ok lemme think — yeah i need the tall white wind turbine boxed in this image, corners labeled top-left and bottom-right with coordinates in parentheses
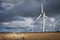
top-left (36, 3), bottom-right (46, 33)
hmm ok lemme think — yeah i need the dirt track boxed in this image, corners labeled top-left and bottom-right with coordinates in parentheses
top-left (0, 32), bottom-right (60, 40)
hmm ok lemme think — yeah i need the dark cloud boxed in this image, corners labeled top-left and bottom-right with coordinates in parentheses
top-left (0, 0), bottom-right (60, 32)
top-left (0, 0), bottom-right (60, 22)
top-left (44, 0), bottom-right (60, 16)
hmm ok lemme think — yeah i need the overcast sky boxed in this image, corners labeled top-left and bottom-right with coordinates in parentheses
top-left (0, 0), bottom-right (60, 32)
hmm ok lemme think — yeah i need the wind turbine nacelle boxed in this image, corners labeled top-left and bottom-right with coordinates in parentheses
top-left (42, 12), bottom-right (45, 16)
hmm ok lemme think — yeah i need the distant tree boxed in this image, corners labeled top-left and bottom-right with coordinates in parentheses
top-left (56, 31), bottom-right (60, 32)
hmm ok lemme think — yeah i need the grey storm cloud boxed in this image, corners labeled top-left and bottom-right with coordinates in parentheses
top-left (12, 0), bottom-right (60, 17)
top-left (0, 0), bottom-right (60, 32)
top-left (0, 0), bottom-right (60, 15)
top-left (0, 0), bottom-right (60, 22)
top-left (0, 0), bottom-right (41, 22)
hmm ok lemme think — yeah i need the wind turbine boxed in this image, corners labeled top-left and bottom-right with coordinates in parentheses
top-left (41, 3), bottom-right (45, 33)
top-left (36, 3), bottom-right (48, 33)
top-left (50, 17), bottom-right (55, 32)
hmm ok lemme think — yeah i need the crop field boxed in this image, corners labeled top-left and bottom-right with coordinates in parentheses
top-left (0, 32), bottom-right (60, 40)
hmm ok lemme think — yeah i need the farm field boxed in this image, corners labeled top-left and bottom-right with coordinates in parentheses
top-left (0, 32), bottom-right (60, 40)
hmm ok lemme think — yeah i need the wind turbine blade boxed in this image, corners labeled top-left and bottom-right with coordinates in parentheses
top-left (45, 15), bottom-right (48, 19)
top-left (41, 3), bottom-right (43, 13)
top-left (36, 14), bottom-right (42, 21)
